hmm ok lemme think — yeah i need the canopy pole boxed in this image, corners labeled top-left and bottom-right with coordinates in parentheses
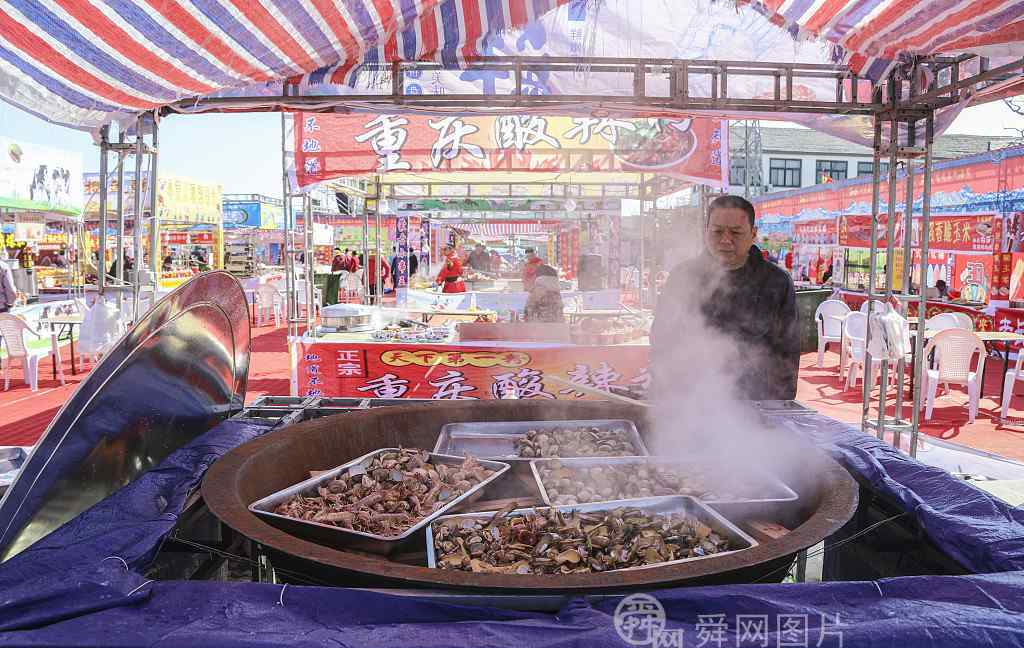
top-left (375, 195), bottom-right (382, 307)
top-left (893, 119), bottom-right (918, 442)
top-left (910, 116), bottom-right (935, 459)
top-left (861, 94), bottom-right (884, 431)
top-left (97, 127), bottom-right (109, 295)
top-left (131, 116), bottom-right (145, 320)
top-left (362, 189), bottom-right (370, 304)
top-left (116, 130), bottom-right (126, 310)
top-left (876, 107), bottom-right (901, 440)
top-left (641, 177), bottom-right (648, 310)
top-left (148, 112), bottom-right (160, 282)
top-left (280, 110), bottom-right (296, 340)
top-left (304, 194), bottom-right (315, 333)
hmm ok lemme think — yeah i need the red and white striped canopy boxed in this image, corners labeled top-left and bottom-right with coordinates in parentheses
top-left (744, 0), bottom-right (1024, 79)
top-left (0, 0), bottom-right (567, 130)
top-left (0, 0), bottom-right (1022, 131)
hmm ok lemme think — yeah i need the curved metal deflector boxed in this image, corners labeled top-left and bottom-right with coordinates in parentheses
top-left (0, 271), bottom-right (250, 561)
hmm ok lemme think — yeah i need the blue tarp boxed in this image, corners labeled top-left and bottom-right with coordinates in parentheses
top-left (1, 414), bottom-right (1024, 646)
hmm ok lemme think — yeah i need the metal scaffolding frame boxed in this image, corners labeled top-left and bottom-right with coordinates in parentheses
top-left (97, 52), bottom-right (1024, 456)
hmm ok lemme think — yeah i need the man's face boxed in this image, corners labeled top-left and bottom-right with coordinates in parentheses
top-left (705, 207), bottom-right (756, 269)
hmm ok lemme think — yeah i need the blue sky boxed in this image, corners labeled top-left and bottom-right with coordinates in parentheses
top-left (2, 100), bottom-right (1022, 199)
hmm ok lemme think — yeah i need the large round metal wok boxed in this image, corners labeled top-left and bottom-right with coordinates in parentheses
top-left (205, 400), bottom-right (858, 593)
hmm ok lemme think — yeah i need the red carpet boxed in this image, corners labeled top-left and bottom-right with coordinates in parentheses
top-left (3, 327), bottom-right (1024, 462)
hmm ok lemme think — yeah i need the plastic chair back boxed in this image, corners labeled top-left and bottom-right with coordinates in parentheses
top-left (950, 312), bottom-right (975, 331)
top-left (844, 312), bottom-right (868, 354)
top-left (860, 300), bottom-right (888, 314)
top-left (257, 283), bottom-right (282, 303)
top-left (923, 328), bottom-right (985, 384)
top-left (0, 314), bottom-right (31, 357)
top-left (925, 312), bottom-right (961, 331)
top-left (815, 299), bottom-right (850, 338)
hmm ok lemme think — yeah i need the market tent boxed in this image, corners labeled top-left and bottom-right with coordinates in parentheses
top-left (744, 0), bottom-right (1024, 79)
top-left (2, 1), bottom-right (1023, 131)
top-left (0, 0), bottom-right (568, 130)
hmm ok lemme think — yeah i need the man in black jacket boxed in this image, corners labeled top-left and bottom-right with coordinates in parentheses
top-left (651, 195), bottom-right (799, 401)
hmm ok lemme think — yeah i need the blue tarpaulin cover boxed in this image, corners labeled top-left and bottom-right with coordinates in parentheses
top-left (1, 414), bottom-right (1023, 647)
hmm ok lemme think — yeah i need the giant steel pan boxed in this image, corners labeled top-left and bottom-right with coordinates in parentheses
top-left (0, 271), bottom-right (250, 561)
top-left (204, 400), bottom-right (858, 593)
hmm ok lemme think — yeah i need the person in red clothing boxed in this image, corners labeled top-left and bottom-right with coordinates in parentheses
top-left (347, 250), bottom-right (360, 273)
top-left (521, 247), bottom-right (543, 291)
top-left (365, 252), bottom-right (390, 303)
top-left (784, 249), bottom-right (794, 273)
top-left (435, 245), bottom-right (466, 293)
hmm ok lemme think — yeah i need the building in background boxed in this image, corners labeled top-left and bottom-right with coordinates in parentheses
top-left (729, 126), bottom-right (1018, 195)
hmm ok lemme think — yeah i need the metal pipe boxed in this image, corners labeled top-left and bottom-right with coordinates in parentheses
top-left (149, 112), bottom-right (160, 281)
top-left (362, 194), bottom-right (370, 304)
top-left (116, 130), bottom-right (125, 309)
top-left (910, 116), bottom-right (934, 459)
top-left (375, 197), bottom-right (382, 306)
top-left (894, 121), bottom-right (918, 443)
top-left (305, 194), bottom-right (315, 333)
top-left (132, 116), bottom-right (145, 320)
top-left (640, 174), bottom-right (647, 308)
top-left (861, 110), bottom-right (884, 430)
top-left (280, 111), bottom-right (295, 339)
top-left (97, 127), bottom-right (109, 294)
top-left (875, 108), bottom-right (901, 440)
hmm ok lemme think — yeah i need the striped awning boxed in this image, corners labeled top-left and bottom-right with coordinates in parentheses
top-left (1, 0), bottom-right (1022, 131)
top-left (744, 0), bottom-right (1024, 80)
top-left (0, 0), bottom-right (567, 130)
top-left (464, 221), bottom-right (556, 237)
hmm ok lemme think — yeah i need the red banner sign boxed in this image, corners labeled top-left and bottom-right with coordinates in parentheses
top-left (190, 232), bottom-right (214, 245)
top-left (995, 307), bottom-right (1024, 349)
top-left (160, 232), bottom-right (188, 245)
top-left (838, 213), bottom-right (995, 252)
top-left (296, 342), bottom-right (649, 401)
top-left (792, 219), bottom-right (837, 245)
top-left (294, 114), bottom-right (727, 189)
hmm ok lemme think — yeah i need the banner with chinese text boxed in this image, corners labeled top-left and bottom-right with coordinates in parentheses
top-left (292, 114), bottom-right (727, 189)
top-left (838, 213), bottom-right (995, 253)
top-left (296, 342), bottom-right (649, 401)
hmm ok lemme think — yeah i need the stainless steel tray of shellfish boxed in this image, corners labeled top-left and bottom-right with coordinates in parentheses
top-left (432, 419), bottom-right (649, 462)
top-left (249, 448), bottom-right (510, 555)
top-left (530, 457), bottom-right (798, 506)
top-left (425, 496), bottom-right (757, 574)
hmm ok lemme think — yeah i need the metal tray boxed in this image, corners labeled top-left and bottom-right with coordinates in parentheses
top-left (250, 395), bottom-right (315, 409)
top-left (249, 449), bottom-right (511, 555)
top-left (426, 496), bottom-right (757, 571)
top-left (750, 400), bottom-right (815, 415)
top-left (433, 419), bottom-right (648, 462)
top-left (529, 457), bottom-right (798, 506)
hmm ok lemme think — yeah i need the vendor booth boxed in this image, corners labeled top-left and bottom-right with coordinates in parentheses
top-left (4, 0), bottom-right (1024, 646)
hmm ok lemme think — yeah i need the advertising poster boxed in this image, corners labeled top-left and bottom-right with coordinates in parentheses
top-left (293, 113), bottom-right (727, 189)
top-left (952, 255), bottom-right (993, 303)
top-left (395, 214), bottom-right (410, 306)
top-left (1, 137), bottom-right (82, 215)
top-left (296, 343), bottom-right (649, 401)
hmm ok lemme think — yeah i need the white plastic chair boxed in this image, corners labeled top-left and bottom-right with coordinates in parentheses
top-left (296, 285), bottom-right (323, 318)
top-left (0, 313), bottom-right (64, 391)
top-left (843, 312), bottom-right (888, 390)
top-left (925, 312), bottom-right (963, 331)
top-left (949, 312), bottom-right (975, 331)
top-left (1000, 349), bottom-right (1024, 421)
top-left (922, 329), bottom-right (986, 423)
top-left (255, 284), bottom-right (284, 327)
top-left (814, 299), bottom-right (850, 368)
top-left (859, 300), bottom-right (887, 314)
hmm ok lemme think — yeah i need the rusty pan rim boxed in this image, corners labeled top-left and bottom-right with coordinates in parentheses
top-left (203, 401), bottom-right (859, 592)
